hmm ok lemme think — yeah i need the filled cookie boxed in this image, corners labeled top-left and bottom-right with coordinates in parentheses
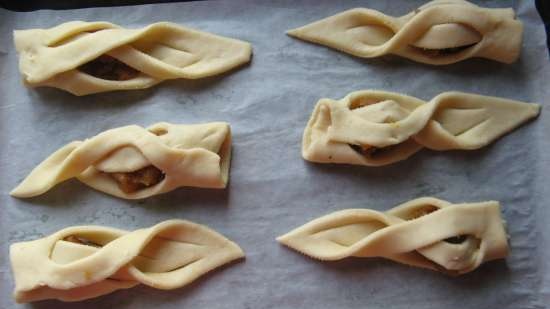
top-left (302, 90), bottom-right (539, 166)
top-left (287, 0), bottom-right (522, 64)
top-left (11, 122), bottom-right (232, 199)
top-left (278, 197), bottom-right (508, 275)
top-left (10, 219), bottom-right (244, 302)
top-left (14, 21), bottom-right (252, 95)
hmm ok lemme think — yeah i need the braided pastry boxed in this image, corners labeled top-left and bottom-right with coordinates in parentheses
top-left (277, 197), bottom-right (508, 275)
top-left (14, 21), bottom-right (252, 95)
top-left (10, 219), bottom-right (244, 303)
top-left (302, 90), bottom-right (539, 166)
top-left (10, 122), bottom-right (232, 199)
top-left (287, 0), bottom-right (522, 64)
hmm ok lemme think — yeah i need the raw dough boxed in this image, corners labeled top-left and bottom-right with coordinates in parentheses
top-left (10, 219), bottom-right (244, 303)
top-left (277, 197), bottom-right (508, 275)
top-left (302, 90), bottom-right (540, 166)
top-left (10, 122), bottom-right (232, 199)
top-left (14, 21), bottom-right (252, 95)
top-left (287, 0), bottom-right (523, 64)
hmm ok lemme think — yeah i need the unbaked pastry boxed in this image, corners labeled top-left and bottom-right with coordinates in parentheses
top-left (277, 197), bottom-right (508, 275)
top-left (287, 0), bottom-right (523, 64)
top-left (10, 219), bottom-right (244, 303)
top-left (14, 21), bottom-right (252, 95)
top-left (302, 90), bottom-right (540, 166)
top-left (10, 122), bottom-right (232, 199)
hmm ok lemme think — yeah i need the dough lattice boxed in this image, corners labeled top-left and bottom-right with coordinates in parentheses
top-left (277, 197), bottom-right (508, 275)
top-left (287, 0), bottom-right (523, 64)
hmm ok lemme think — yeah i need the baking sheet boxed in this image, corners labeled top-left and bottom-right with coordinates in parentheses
top-left (1, 0), bottom-right (549, 308)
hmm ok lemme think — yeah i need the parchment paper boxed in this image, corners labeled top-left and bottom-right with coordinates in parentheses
top-left (0, 1), bottom-right (549, 308)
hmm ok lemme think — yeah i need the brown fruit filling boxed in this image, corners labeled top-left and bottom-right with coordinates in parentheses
top-left (78, 55), bottom-right (139, 81)
top-left (349, 144), bottom-right (380, 157)
top-left (110, 165), bottom-right (165, 193)
top-left (349, 143), bottom-right (401, 159)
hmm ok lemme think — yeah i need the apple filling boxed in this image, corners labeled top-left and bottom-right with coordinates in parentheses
top-left (110, 165), bottom-right (165, 193)
top-left (78, 55), bottom-right (139, 81)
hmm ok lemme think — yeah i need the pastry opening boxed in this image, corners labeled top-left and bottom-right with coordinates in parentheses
top-left (443, 235), bottom-right (468, 244)
top-left (149, 128), bottom-right (168, 136)
top-left (348, 143), bottom-right (399, 158)
top-left (109, 165), bottom-right (165, 194)
top-left (215, 128), bottom-right (232, 185)
top-left (412, 43), bottom-right (477, 58)
top-left (349, 144), bottom-right (377, 156)
top-left (404, 205), bottom-right (439, 220)
top-left (347, 24), bottom-right (395, 46)
top-left (63, 235), bottom-right (102, 248)
top-left (139, 257), bottom-right (201, 274)
top-left (78, 55), bottom-right (140, 81)
top-left (312, 221), bottom-right (388, 247)
top-left (132, 41), bottom-right (198, 68)
top-left (348, 97), bottom-right (383, 110)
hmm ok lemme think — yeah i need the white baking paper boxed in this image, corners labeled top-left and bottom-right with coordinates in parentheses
top-left (0, 0), bottom-right (549, 308)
